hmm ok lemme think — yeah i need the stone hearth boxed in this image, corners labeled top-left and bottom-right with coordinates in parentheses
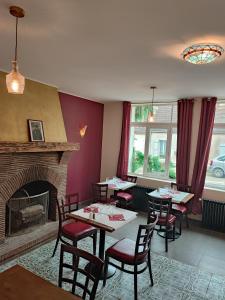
top-left (0, 142), bottom-right (78, 261)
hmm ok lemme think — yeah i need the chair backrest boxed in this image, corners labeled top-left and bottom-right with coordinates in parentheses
top-left (134, 215), bottom-right (158, 261)
top-left (59, 244), bottom-right (104, 300)
top-left (121, 175), bottom-right (137, 183)
top-left (147, 195), bottom-right (172, 224)
top-left (57, 193), bottom-right (79, 225)
top-left (92, 183), bottom-right (108, 203)
top-left (171, 182), bottom-right (191, 193)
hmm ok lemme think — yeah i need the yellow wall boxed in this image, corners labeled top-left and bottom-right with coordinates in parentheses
top-left (0, 71), bottom-right (67, 142)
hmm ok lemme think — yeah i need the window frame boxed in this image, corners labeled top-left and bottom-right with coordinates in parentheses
top-left (205, 120), bottom-right (225, 191)
top-left (129, 103), bottom-right (177, 180)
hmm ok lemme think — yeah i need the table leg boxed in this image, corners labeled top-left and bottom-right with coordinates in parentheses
top-left (99, 229), bottom-right (116, 280)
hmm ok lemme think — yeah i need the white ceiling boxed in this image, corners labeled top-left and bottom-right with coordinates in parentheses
top-left (1, 0), bottom-right (225, 102)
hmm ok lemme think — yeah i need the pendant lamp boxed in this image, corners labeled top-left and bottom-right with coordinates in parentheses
top-left (6, 6), bottom-right (25, 94)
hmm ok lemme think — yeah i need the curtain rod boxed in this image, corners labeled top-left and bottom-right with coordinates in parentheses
top-left (131, 98), bottom-right (225, 105)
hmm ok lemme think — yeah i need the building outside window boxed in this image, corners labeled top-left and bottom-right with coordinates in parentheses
top-left (205, 102), bottom-right (225, 190)
top-left (128, 103), bottom-right (177, 180)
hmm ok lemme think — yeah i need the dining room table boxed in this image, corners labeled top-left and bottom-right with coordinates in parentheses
top-left (147, 187), bottom-right (194, 239)
top-left (67, 202), bottom-right (137, 279)
top-left (99, 177), bottom-right (136, 192)
top-left (0, 264), bottom-right (82, 300)
top-left (147, 186), bottom-right (194, 205)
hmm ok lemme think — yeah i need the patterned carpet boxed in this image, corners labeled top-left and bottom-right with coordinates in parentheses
top-left (0, 236), bottom-right (225, 300)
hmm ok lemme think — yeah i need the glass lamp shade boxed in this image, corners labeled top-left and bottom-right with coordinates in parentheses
top-left (6, 61), bottom-right (25, 94)
top-left (182, 44), bottom-right (224, 64)
top-left (148, 111), bottom-right (154, 123)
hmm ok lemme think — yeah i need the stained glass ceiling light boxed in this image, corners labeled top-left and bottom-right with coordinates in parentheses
top-left (182, 44), bottom-right (224, 64)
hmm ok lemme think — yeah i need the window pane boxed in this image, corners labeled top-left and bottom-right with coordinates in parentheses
top-left (169, 128), bottom-right (177, 179)
top-left (150, 105), bottom-right (172, 123)
top-left (205, 128), bottom-right (225, 190)
top-left (129, 126), bottom-right (146, 174)
top-left (214, 103), bottom-right (225, 124)
top-left (131, 105), bottom-right (150, 122)
top-left (146, 129), bottom-right (168, 177)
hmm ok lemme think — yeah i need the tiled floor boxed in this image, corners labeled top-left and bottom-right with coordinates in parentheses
top-left (109, 213), bottom-right (225, 276)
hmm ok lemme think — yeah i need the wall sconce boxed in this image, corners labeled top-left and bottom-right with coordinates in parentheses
top-left (80, 125), bottom-right (88, 138)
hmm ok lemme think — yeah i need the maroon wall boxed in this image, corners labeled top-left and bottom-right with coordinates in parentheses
top-left (59, 92), bottom-right (104, 202)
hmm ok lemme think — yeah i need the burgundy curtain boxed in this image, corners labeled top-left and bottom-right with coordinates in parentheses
top-left (116, 101), bottom-right (131, 178)
top-left (176, 99), bottom-right (194, 186)
top-left (191, 97), bottom-right (217, 214)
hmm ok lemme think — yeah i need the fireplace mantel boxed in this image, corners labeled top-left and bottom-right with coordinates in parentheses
top-left (0, 142), bottom-right (80, 153)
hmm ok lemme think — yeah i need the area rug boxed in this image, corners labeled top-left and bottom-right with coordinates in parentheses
top-left (0, 236), bottom-right (225, 300)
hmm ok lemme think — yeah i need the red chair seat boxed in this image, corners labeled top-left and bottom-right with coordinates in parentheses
top-left (172, 203), bottom-right (187, 214)
top-left (62, 221), bottom-right (96, 239)
top-left (157, 214), bottom-right (176, 225)
top-left (106, 238), bottom-right (146, 264)
top-left (117, 192), bottom-right (133, 201)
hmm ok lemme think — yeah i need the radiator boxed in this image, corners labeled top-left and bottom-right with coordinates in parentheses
top-left (131, 185), bottom-right (154, 212)
top-left (202, 199), bottom-right (225, 231)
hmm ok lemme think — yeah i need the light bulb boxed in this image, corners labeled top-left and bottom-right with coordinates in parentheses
top-left (6, 61), bottom-right (25, 94)
top-left (148, 111), bottom-right (154, 123)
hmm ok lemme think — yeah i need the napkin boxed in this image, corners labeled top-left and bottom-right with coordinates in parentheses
top-left (160, 194), bottom-right (171, 198)
top-left (83, 207), bottom-right (99, 213)
top-left (108, 214), bottom-right (125, 221)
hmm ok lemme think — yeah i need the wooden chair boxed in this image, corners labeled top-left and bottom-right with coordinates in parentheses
top-left (115, 175), bottom-right (137, 208)
top-left (171, 182), bottom-right (192, 234)
top-left (147, 194), bottom-right (176, 252)
top-left (52, 193), bottom-right (97, 257)
top-left (59, 244), bottom-right (103, 300)
top-left (92, 183), bottom-right (116, 204)
top-left (103, 216), bottom-right (157, 300)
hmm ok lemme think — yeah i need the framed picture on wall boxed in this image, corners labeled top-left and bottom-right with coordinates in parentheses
top-left (28, 119), bottom-right (45, 142)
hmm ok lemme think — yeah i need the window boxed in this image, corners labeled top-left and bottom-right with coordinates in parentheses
top-left (128, 103), bottom-right (177, 180)
top-left (205, 102), bottom-right (225, 190)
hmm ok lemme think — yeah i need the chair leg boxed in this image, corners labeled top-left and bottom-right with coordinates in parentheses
top-left (173, 224), bottom-right (175, 241)
top-left (93, 232), bottom-right (97, 255)
top-left (147, 251), bottom-right (153, 286)
top-left (179, 214), bottom-right (183, 235)
top-left (185, 213), bottom-right (189, 228)
top-left (165, 228), bottom-right (168, 252)
top-left (52, 235), bottom-right (60, 257)
top-left (103, 255), bottom-right (109, 287)
top-left (121, 262), bottom-right (124, 270)
top-left (134, 265), bottom-right (138, 300)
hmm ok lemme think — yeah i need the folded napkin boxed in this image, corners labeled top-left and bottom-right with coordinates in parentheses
top-left (83, 207), bottom-right (99, 213)
top-left (160, 194), bottom-right (171, 198)
top-left (108, 214), bottom-right (125, 221)
top-left (109, 184), bottom-right (117, 188)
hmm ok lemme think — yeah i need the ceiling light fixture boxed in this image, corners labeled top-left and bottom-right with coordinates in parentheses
top-left (6, 6), bottom-right (25, 94)
top-left (182, 43), bottom-right (224, 64)
top-left (148, 86), bottom-right (157, 123)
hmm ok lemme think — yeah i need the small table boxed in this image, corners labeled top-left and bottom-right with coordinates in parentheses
top-left (147, 188), bottom-right (194, 239)
top-left (0, 265), bottom-right (81, 300)
top-left (99, 178), bottom-right (136, 191)
top-left (148, 188), bottom-right (194, 205)
top-left (68, 203), bottom-right (137, 279)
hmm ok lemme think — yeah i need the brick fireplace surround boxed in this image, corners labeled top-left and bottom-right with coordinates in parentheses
top-left (0, 142), bottom-right (78, 261)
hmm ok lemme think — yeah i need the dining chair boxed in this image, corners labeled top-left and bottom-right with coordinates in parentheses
top-left (171, 182), bottom-right (192, 234)
top-left (147, 194), bottom-right (176, 252)
top-left (115, 175), bottom-right (137, 208)
top-left (52, 193), bottom-right (97, 257)
top-left (103, 216), bottom-right (157, 300)
top-left (92, 183), bottom-right (117, 204)
top-left (59, 244), bottom-right (104, 300)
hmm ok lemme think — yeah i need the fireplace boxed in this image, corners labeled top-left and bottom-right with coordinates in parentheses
top-left (5, 181), bottom-right (59, 236)
top-left (0, 142), bottom-right (79, 244)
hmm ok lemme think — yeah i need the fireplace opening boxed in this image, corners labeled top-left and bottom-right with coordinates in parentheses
top-left (5, 181), bottom-right (57, 237)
